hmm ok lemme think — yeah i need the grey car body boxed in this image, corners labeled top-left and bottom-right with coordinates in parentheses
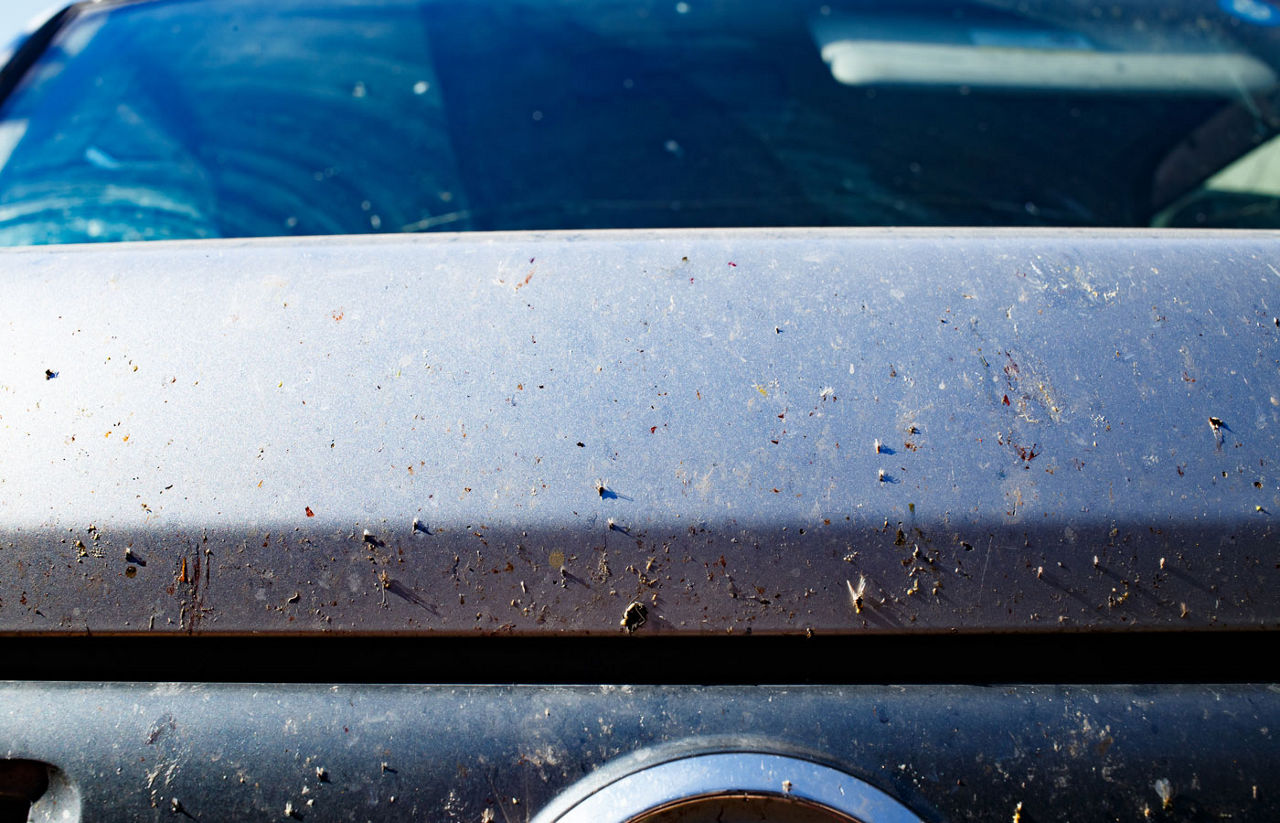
top-left (2, 0), bottom-right (1279, 821)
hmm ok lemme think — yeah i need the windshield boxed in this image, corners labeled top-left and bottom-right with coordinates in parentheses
top-left (1, 0), bottom-right (1279, 244)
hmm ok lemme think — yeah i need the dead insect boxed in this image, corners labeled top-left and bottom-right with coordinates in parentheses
top-left (45, 369), bottom-right (58, 380)
top-left (620, 601), bottom-right (648, 633)
top-left (1208, 416), bottom-right (1225, 433)
top-left (846, 576), bottom-right (867, 613)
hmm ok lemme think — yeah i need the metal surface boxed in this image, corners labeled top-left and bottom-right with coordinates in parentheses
top-left (533, 751), bottom-right (921, 823)
top-left (2, 228), bottom-right (1279, 635)
top-left (3, 682), bottom-right (1278, 822)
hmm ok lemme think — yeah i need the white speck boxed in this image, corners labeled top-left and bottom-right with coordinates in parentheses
top-left (284, 800), bottom-right (295, 818)
top-left (849, 364), bottom-right (856, 374)
top-left (675, 1), bottom-right (690, 12)
top-left (352, 81), bottom-right (367, 98)
top-left (664, 139), bottom-right (682, 155)
top-left (413, 80), bottom-right (430, 94)
top-left (820, 386), bottom-right (835, 398)
top-left (370, 214), bottom-right (382, 229)
top-left (877, 468), bottom-right (886, 482)
top-left (86, 219), bottom-right (104, 238)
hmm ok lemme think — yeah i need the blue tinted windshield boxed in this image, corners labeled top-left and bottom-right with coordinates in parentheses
top-left (0, 0), bottom-right (1278, 244)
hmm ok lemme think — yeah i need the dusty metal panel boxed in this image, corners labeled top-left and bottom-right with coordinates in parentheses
top-left (1, 228), bottom-right (1278, 634)
top-left (2, 682), bottom-right (1278, 822)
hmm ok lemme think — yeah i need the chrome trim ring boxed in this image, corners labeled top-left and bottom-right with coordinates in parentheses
top-left (533, 752), bottom-right (923, 823)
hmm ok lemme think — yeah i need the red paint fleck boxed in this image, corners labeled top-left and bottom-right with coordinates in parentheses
top-left (728, 261), bottom-right (737, 267)
top-left (332, 310), bottom-right (344, 322)
top-left (650, 426), bottom-right (657, 434)
top-left (1003, 394), bottom-right (1010, 406)
top-left (305, 506), bottom-right (315, 517)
